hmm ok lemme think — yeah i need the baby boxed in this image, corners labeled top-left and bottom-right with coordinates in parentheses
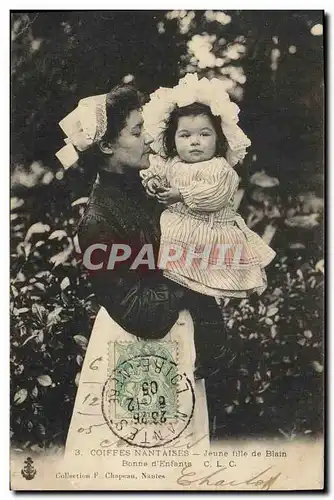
top-left (141, 75), bottom-right (276, 299)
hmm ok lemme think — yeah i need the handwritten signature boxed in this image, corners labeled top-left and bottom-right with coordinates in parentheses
top-left (176, 465), bottom-right (282, 490)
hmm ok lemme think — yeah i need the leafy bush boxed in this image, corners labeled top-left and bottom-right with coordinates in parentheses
top-left (10, 188), bottom-right (98, 448)
top-left (208, 255), bottom-right (324, 440)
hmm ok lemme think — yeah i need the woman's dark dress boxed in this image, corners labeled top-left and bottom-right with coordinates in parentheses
top-left (77, 169), bottom-right (226, 377)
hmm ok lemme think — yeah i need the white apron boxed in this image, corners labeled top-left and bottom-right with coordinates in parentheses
top-left (65, 307), bottom-right (209, 461)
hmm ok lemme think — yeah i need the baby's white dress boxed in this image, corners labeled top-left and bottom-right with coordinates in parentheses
top-left (141, 155), bottom-right (276, 298)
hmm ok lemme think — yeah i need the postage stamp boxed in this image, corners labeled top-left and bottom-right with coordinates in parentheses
top-left (101, 341), bottom-right (195, 448)
top-left (10, 10), bottom-right (324, 491)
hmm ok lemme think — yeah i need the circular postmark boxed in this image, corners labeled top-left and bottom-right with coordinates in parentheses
top-left (101, 352), bottom-right (195, 448)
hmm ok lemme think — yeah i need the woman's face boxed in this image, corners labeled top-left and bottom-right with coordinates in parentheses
top-left (110, 109), bottom-right (153, 170)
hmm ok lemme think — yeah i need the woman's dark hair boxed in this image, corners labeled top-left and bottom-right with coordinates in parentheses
top-left (162, 102), bottom-right (228, 158)
top-left (103, 84), bottom-right (143, 143)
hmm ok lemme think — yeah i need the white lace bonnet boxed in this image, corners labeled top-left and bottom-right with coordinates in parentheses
top-left (142, 73), bottom-right (251, 167)
top-left (56, 94), bottom-right (107, 169)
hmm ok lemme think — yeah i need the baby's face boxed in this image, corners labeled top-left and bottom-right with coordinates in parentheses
top-left (174, 114), bottom-right (217, 163)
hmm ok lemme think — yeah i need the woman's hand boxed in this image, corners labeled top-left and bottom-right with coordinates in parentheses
top-left (156, 186), bottom-right (182, 206)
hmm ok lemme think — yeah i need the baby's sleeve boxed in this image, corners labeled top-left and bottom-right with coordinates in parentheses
top-left (179, 158), bottom-right (239, 212)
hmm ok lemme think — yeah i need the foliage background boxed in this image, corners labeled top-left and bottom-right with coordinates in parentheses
top-left (10, 11), bottom-right (324, 452)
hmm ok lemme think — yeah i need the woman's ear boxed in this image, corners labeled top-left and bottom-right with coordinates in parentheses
top-left (98, 140), bottom-right (113, 155)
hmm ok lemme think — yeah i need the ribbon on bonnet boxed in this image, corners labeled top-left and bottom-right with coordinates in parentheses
top-left (142, 73), bottom-right (251, 167)
top-left (56, 93), bottom-right (107, 169)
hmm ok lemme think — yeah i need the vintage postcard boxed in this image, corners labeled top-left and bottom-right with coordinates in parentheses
top-left (10, 10), bottom-right (324, 490)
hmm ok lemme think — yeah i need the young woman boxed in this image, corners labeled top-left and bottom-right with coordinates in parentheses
top-left (56, 83), bottom-right (228, 454)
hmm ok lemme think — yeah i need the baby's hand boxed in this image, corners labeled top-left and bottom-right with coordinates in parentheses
top-left (156, 186), bottom-right (182, 206)
top-left (145, 177), bottom-right (161, 197)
